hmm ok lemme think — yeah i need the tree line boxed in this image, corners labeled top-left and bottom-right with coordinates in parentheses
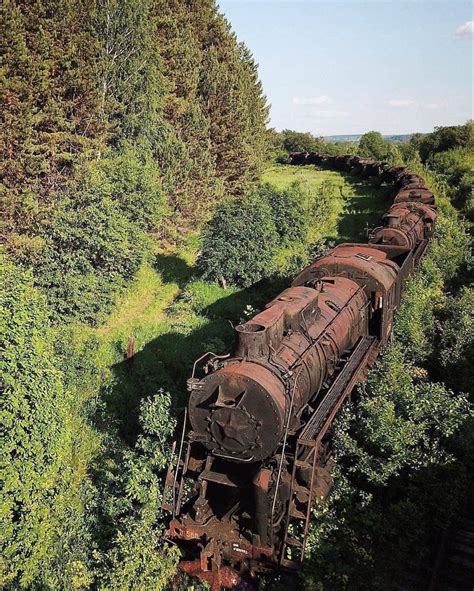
top-left (1, 0), bottom-right (269, 325)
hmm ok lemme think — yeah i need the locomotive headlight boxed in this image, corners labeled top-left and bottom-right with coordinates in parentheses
top-left (188, 361), bottom-right (286, 462)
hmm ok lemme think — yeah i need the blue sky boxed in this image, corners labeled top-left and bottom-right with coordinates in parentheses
top-left (219, 1), bottom-right (473, 135)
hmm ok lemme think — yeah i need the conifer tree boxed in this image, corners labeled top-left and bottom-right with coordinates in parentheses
top-left (153, 0), bottom-right (222, 223)
top-left (199, 9), bottom-right (269, 196)
top-left (0, 0), bottom-right (104, 243)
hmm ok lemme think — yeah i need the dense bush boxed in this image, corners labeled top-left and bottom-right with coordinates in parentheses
top-left (270, 129), bottom-right (356, 162)
top-left (304, 347), bottom-right (471, 590)
top-left (1, 3), bottom-right (272, 587)
top-left (198, 190), bottom-right (279, 287)
top-left (96, 392), bottom-right (179, 591)
top-left (279, 129), bottom-right (327, 154)
top-left (412, 121), bottom-right (473, 162)
top-left (198, 180), bottom-right (334, 286)
top-left (31, 158), bottom-right (153, 324)
top-left (1, 0), bottom-right (269, 320)
top-left (430, 147), bottom-right (474, 218)
top-left (437, 287), bottom-right (474, 394)
top-left (263, 182), bottom-right (309, 245)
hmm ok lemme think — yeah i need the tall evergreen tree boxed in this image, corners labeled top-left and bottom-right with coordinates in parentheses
top-left (0, 0), bottom-right (104, 244)
top-left (199, 10), bottom-right (270, 195)
top-left (153, 0), bottom-right (222, 223)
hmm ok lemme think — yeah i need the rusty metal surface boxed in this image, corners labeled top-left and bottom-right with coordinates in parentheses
top-left (179, 561), bottom-right (253, 591)
top-left (370, 201), bottom-right (437, 249)
top-left (189, 361), bottom-right (286, 462)
top-left (189, 281), bottom-right (368, 463)
top-left (164, 152), bottom-right (437, 589)
top-left (394, 187), bottom-right (435, 204)
top-left (292, 243), bottom-right (400, 293)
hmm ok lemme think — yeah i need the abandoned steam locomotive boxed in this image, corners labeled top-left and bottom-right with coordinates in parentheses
top-left (162, 153), bottom-right (437, 590)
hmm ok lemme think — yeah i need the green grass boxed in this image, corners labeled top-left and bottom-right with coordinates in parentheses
top-left (263, 164), bottom-right (390, 243)
top-left (263, 164), bottom-right (347, 192)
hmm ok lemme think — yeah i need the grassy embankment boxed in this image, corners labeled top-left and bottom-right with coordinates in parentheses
top-left (80, 165), bottom-right (389, 436)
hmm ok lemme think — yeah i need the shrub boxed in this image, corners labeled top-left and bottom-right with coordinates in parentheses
top-left (198, 191), bottom-right (279, 287)
top-left (33, 158), bottom-right (154, 324)
top-left (279, 129), bottom-right (327, 154)
top-left (96, 392), bottom-right (179, 591)
top-left (303, 166), bottom-right (473, 589)
top-left (264, 182), bottom-right (309, 245)
top-left (430, 147), bottom-right (474, 216)
top-left (437, 287), bottom-right (474, 393)
top-left (303, 344), bottom-right (472, 590)
top-left (414, 121), bottom-right (474, 162)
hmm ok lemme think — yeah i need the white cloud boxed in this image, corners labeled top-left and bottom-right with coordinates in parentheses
top-left (388, 99), bottom-right (418, 108)
top-left (313, 110), bottom-right (350, 118)
top-left (293, 95), bottom-right (332, 105)
top-left (455, 21), bottom-right (474, 37)
top-left (426, 102), bottom-right (441, 110)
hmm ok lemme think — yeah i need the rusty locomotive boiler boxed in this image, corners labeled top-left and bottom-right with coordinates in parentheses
top-left (369, 201), bottom-right (437, 249)
top-left (189, 279), bottom-right (368, 463)
top-left (163, 152), bottom-right (438, 590)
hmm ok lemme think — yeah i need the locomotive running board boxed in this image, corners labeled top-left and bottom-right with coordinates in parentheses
top-left (280, 335), bottom-right (378, 569)
top-left (300, 335), bottom-right (377, 445)
top-left (413, 238), bottom-right (429, 267)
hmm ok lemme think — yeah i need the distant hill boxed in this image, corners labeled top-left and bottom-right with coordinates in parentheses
top-left (326, 134), bottom-right (413, 144)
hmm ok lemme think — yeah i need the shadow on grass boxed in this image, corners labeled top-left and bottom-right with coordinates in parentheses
top-left (337, 178), bottom-right (392, 243)
top-left (104, 278), bottom-right (285, 444)
top-left (154, 253), bottom-right (196, 288)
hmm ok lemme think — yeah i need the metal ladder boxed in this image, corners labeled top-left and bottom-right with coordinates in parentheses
top-left (162, 413), bottom-right (191, 517)
top-left (279, 336), bottom-right (377, 569)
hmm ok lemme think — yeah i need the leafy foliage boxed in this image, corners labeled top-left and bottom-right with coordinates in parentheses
top-left (97, 393), bottom-right (179, 591)
top-left (198, 190), bottom-right (279, 287)
top-left (358, 130), bottom-right (389, 160)
top-left (430, 147), bottom-right (474, 219)
top-left (1, 2), bottom-right (271, 589)
top-left (263, 182), bottom-right (309, 245)
top-left (279, 129), bottom-right (327, 154)
top-left (412, 120), bottom-right (474, 163)
top-left (198, 177), bottom-right (351, 286)
top-left (0, 256), bottom-right (97, 589)
top-left (2, 0), bottom-right (269, 322)
top-left (437, 287), bottom-right (474, 394)
top-left (30, 156), bottom-right (156, 324)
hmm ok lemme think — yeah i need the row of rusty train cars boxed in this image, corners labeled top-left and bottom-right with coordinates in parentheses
top-left (162, 153), bottom-right (438, 590)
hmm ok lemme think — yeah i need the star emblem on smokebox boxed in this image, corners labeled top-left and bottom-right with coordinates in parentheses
top-left (210, 407), bottom-right (259, 452)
